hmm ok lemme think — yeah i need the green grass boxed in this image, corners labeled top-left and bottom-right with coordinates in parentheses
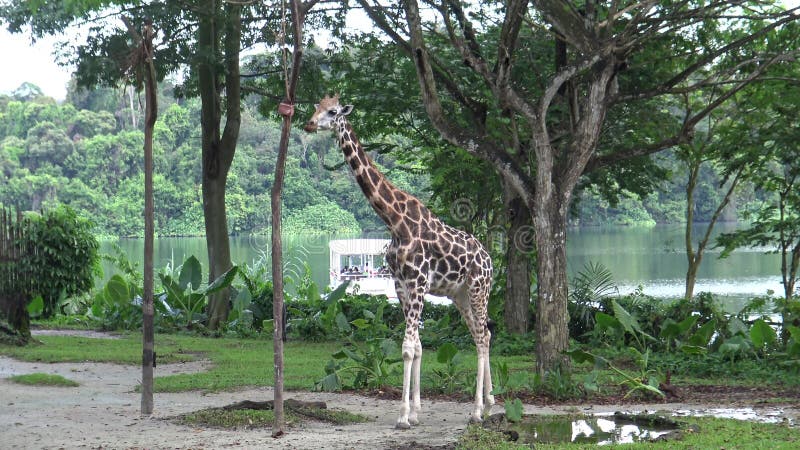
top-left (8, 373), bottom-right (79, 387)
top-left (176, 408), bottom-right (295, 429)
top-left (0, 333), bottom-right (532, 393)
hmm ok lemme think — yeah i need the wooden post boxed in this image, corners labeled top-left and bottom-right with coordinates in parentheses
top-left (124, 16), bottom-right (158, 416)
top-left (141, 20), bottom-right (158, 417)
top-left (271, 0), bottom-right (309, 437)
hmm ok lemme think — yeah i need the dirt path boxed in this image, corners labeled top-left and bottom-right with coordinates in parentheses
top-left (2, 337), bottom-right (798, 449)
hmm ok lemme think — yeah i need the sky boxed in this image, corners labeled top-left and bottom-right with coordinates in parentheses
top-left (0, 28), bottom-right (72, 100)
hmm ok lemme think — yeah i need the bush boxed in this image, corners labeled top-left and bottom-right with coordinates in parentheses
top-left (21, 205), bottom-right (100, 318)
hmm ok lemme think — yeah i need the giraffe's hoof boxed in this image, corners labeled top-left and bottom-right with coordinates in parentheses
top-left (409, 416), bottom-right (419, 426)
top-left (468, 415), bottom-right (483, 425)
top-left (396, 420), bottom-right (412, 430)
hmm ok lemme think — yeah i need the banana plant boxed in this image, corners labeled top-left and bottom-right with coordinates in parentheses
top-left (158, 255), bottom-right (238, 328)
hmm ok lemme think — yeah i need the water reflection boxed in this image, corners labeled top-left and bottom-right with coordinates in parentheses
top-left (100, 224), bottom-right (784, 305)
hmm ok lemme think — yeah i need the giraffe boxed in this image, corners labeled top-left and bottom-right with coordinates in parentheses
top-left (304, 94), bottom-right (494, 428)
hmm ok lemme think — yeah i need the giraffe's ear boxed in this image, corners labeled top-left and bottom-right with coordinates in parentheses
top-left (341, 105), bottom-right (354, 116)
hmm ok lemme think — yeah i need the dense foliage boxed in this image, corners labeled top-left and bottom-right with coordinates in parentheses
top-left (0, 85), bottom-right (427, 236)
top-left (0, 85), bottom-right (767, 238)
top-left (19, 205), bottom-right (100, 318)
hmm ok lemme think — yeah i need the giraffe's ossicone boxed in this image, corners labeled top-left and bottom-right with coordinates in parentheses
top-left (305, 94), bottom-right (494, 428)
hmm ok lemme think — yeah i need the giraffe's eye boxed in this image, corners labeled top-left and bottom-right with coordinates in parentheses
top-left (328, 110), bottom-right (337, 116)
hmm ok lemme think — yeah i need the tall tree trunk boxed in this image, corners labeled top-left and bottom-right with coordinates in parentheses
top-left (504, 186), bottom-right (532, 334)
top-left (198, 1), bottom-right (242, 330)
top-left (138, 19), bottom-right (158, 417)
top-left (533, 197), bottom-right (570, 374)
top-left (684, 161), bottom-right (700, 300)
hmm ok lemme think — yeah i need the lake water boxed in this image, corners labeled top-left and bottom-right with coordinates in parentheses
top-left (100, 223), bottom-right (783, 312)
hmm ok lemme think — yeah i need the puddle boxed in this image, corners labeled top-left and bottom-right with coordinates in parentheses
top-left (672, 407), bottom-right (792, 424)
top-left (485, 407), bottom-right (795, 445)
top-left (487, 413), bottom-right (683, 445)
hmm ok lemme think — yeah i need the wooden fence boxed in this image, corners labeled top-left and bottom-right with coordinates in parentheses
top-left (0, 208), bottom-right (35, 340)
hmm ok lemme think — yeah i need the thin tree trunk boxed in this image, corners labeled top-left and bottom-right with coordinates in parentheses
top-left (685, 161), bottom-right (742, 300)
top-left (684, 162), bottom-right (699, 300)
top-left (272, 0), bottom-right (308, 436)
top-left (139, 21), bottom-right (157, 417)
top-left (504, 187), bottom-right (532, 334)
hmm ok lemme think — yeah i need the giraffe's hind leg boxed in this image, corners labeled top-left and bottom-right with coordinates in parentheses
top-left (458, 277), bottom-right (493, 423)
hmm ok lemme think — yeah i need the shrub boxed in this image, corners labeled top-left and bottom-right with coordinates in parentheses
top-left (21, 205), bottom-right (100, 318)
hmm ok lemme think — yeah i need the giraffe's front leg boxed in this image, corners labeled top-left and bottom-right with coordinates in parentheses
top-left (408, 338), bottom-right (423, 425)
top-left (396, 338), bottom-right (415, 429)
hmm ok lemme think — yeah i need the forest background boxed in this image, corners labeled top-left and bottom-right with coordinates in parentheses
top-left (0, 80), bottom-right (736, 238)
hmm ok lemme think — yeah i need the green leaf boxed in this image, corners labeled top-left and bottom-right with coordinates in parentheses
top-left (679, 345), bottom-right (707, 355)
top-left (379, 339), bottom-right (398, 357)
top-left (27, 295), bottom-right (44, 318)
top-left (436, 343), bottom-right (459, 364)
top-left (335, 312), bottom-right (352, 333)
top-left (204, 266), bottom-right (239, 295)
top-left (325, 280), bottom-right (350, 303)
top-left (351, 318), bottom-right (371, 330)
top-left (719, 334), bottom-right (751, 355)
top-left (565, 349), bottom-right (596, 365)
top-left (750, 319), bottom-right (777, 350)
top-left (316, 372), bottom-right (341, 391)
top-left (159, 274), bottom-right (185, 306)
top-left (595, 312), bottom-right (621, 331)
top-left (104, 274), bottom-right (130, 304)
top-left (612, 299), bottom-right (645, 335)
top-left (233, 288), bottom-right (252, 312)
top-left (504, 398), bottom-right (524, 422)
top-left (179, 255), bottom-right (202, 291)
top-left (689, 319), bottom-right (717, 347)
top-left (660, 315), bottom-right (699, 340)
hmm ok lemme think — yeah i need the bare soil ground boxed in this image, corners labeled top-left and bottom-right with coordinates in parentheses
top-left (1, 331), bottom-right (798, 449)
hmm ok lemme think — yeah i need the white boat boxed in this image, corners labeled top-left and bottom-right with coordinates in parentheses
top-left (328, 238), bottom-right (448, 303)
top-left (329, 239), bottom-right (397, 299)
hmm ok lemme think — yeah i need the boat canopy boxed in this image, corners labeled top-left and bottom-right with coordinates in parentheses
top-left (328, 239), bottom-right (390, 256)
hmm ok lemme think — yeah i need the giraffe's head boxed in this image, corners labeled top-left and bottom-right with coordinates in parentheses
top-left (304, 94), bottom-right (353, 132)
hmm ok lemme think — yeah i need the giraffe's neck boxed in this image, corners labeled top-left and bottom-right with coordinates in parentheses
top-left (335, 118), bottom-right (411, 233)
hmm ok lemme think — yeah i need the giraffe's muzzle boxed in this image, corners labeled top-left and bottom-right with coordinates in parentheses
top-left (304, 121), bottom-right (317, 132)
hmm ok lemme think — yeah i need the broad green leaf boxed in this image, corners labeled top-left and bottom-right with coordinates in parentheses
top-left (316, 372), bottom-right (341, 391)
top-left (341, 346), bottom-right (363, 363)
top-left (26, 295), bottom-right (44, 317)
top-left (104, 275), bottom-right (130, 304)
top-left (750, 319), bottom-right (777, 350)
top-left (728, 317), bottom-right (749, 336)
top-left (612, 300), bottom-right (644, 335)
top-left (159, 274), bottom-right (185, 306)
top-left (689, 319), bottom-right (717, 347)
top-left (179, 255), bottom-right (202, 291)
top-left (335, 311), bottom-right (352, 333)
top-left (719, 335), bottom-right (751, 355)
top-left (233, 288), bottom-right (252, 311)
top-left (565, 349), bottom-right (596, 365)
top-left (205, 266), bottom-right (239, 295)
top-left (351, 318), bottom-right (371, 330)
top-left (436, 342), bottom-right (459, 364)
top-left (595, 312), bottom-right (621, 331)
top-left (325, 280), bottom-right (350, 303)
top-left (331, 350), bottom-right (349, 360)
